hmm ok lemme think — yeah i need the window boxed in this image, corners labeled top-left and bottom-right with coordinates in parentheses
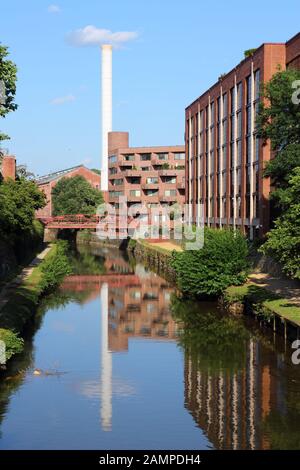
top-left (254, 135), bottom-right (260, 162)
top-left (157, 153), bottom-right (168, 161)
top-left (124, 154), bottom-right (135, 161)
top-left (109, 167), bottom-right (117, 175)
top-left (237, 112), bottom-right (242, 139)
top-left (237, 140), bottom-right (242, 166)
top-left (140, 153), bottom-right (151, 161)
top-left (141, 166), bottom-right (150, 171)
top-left (254, 69), bottom-right (260, 100)
top-left (164, 189), bottom-right (177, 197)
top-left (246, 75), bottom-right (252, 104)
top-left (237, 82), bottom-right (243, 110)
top-left (146, 177), bottom-right (159, 184)
top-left (174, 152), bottom-right (185, 160)
top-left (210, 101), bottom-right (215, 125)
top-left (111, 178), bottom-right (123, 186)
top-left (230, 87), bottom-right (235, 114)
top-left (130, 190), bottom-right (141, 197)
top-left (109, 155), bottom-right (117, 164)
top-left (223, 93), bottom-right (228, 118)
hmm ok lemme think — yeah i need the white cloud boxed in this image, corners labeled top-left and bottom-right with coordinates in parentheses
top-left (48, 4), bottom-right (61, 13)
top-left (50, 94), bottom-right (76, 105)
top-left (66, 25), bottom-right (138, 48)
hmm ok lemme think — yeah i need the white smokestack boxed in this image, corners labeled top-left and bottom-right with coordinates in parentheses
top-left (101, 44), bottom-right (112, 192)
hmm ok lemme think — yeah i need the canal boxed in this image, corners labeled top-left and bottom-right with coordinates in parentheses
top-left (0, 245), bottom-right (300, 450)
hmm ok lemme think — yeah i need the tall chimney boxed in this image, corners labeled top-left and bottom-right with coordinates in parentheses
top-left (101, 44), bottom-right (113, 192)
top-left (1, 155), bottom-right (16, 181)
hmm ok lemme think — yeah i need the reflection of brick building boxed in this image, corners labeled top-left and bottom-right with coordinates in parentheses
top-left (184, 340), bottom-right (279, 450)
top-left (108, 274), bottom-right (179, 352)
top-left (35, 165), bottom-right (101, 218)
top-left (185, 32), bottom-right (300, 239)
top-left (108, 132), bottom-right (185, 213)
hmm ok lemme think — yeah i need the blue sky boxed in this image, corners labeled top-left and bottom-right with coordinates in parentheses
top-left (0, 0), bottom-right (299, 176)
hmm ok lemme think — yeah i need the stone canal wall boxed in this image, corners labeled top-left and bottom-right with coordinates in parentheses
top-left (130, 240), bottom-right (177, 284)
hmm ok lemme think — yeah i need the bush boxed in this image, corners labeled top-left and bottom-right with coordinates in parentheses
top-left (40, 241), bottom-right (72, 292)
top-left (171, 228), bottom-right (249, 298)
top-left (0, 328), bottom-right (24, 361)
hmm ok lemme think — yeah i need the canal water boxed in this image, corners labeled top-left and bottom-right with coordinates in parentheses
top-left (0, 245), bottom-right (300, 450)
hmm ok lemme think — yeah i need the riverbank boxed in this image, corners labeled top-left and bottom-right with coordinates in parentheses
top-left (129, 238), bottom-right (300, 340)
top-left (0, 242), bottom-right (71, 363)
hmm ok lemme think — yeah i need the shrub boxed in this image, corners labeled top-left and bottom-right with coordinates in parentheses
top-left (171, 228), bottom-right (249, 298)
top-left (0, 328), bottom-right (24, 361)
top-left (40, 241), bottom-right (72, 292)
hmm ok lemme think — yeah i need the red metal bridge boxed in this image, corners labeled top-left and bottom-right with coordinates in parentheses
top-left (39, 214), bottom-right (107, 229)
top-left (38, 214), bottom-right (143, 230)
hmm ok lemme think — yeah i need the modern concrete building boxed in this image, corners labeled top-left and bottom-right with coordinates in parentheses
top-left (35, 165), bottom-right (101, 218)
top-left (108, 131), bottom-right (185, 213)
top-left (185, 32), bottom-right (300, 239)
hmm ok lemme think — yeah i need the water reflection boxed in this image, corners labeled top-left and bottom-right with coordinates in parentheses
top-left (0, 245), bottom-right (300, 449)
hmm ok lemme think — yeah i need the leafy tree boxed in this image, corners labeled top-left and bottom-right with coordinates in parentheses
top-left (0, 44), bottom-right (18, 143)
top-left (261, 168), bottom-right (300, 280)
top-left (171, 228), bottom-right (249, 298)
top-left (256, 68), bottom-right (300, 151)
top-left (40, 241), bottom-right (72, 292)
top-left (52, 175), bottom-right (103, 216)
top-left (0, 178), bottom-right (46, 240)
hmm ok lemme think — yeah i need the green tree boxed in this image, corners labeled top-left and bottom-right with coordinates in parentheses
top-left (261, 168), bottom-right (300, 280)
top-left (0, 44), bottom-right (18, 144)
top-left (0, 178), bottom-right (46, 240)
top-left (171, 228), bottom-right (249, 298)
top-left (52, 175), bottom-right (103, 216)
top-left (256, 68), bottom-right (300, 151)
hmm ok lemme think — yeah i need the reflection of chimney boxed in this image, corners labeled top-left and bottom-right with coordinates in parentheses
top-left (101, 44), bottom-right (113, 192)
top-left (100, 283), bottom-right (112, 432)
top-left (1, 155), bottom-right (16, 181)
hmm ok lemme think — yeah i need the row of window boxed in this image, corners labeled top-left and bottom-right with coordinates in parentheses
top-left (108, 153), bottom-right (185, 164)
top-left (197, 192), bottom-right (260, 219)
top-left (129, 189), bottom-right (178, 197)
top-left (110, 176), bottom-right (178, 185)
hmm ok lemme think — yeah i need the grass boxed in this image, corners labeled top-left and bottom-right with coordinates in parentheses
top-left (224, 282), bottom-right (300, 326)
top-left (138, 239), bottom-right (175, 256)
top-left (0, 243), bottom-right (71, 363)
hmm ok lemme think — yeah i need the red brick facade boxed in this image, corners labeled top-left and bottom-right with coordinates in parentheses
top-left (108, 132), bottom-right (185, 213)
top-left (35, 165), bottom-right (101, 218)
top-left (185, 33), bottom-right (299, 239)
top-left (1, 155), bottom-right (16, 181)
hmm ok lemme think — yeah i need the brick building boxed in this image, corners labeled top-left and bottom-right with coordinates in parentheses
top-left (185, 32), bottom-right (300, 239)
top-left (0, 155), bottom-right (16, 181)
top-left (108, 131), bottom-right (185, 214)
top-left (35, 165), bottom-right (101, 218)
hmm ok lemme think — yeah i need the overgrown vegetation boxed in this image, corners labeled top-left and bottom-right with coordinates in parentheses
top-left (256, 68), bottom-right (300, 279)
top-left (224, 283), bottom-right (300, 324)
top-left (171, 228), bottom-right (249, 298)
top-left (171, 296), bottom-right (250, 371)
top-left (0, 43), bottom-right (18, 144)
top-left (0, 241), bottom-right (72, 362)
top-left (52, 175), bottom-right (103, 216)
top-left (0, 328), bottom-right (23, 361)
top-left (260, 169), bottom-right (300, 279)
